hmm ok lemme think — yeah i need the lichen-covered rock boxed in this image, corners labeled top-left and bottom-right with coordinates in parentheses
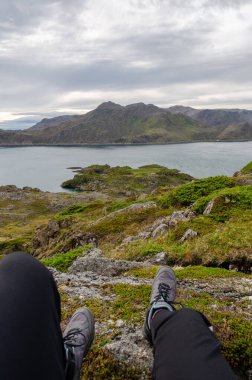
top-left (168, 209), bottom-right (196, 226)
top-left (151, 223), bottom-right (169, 238)
top-left (147, 252), bottom-right (167, 265)
top-left (69, 248), bottom-right (149, 276)
top-left (180, 229), bottom-right (198, 242)
top-left (203, 199), bottom-right (216, 214)
top-left (105, 326), bottom-right (153, 377)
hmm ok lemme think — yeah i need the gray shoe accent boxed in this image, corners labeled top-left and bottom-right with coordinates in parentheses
top-left (63, 307), bottom-right (95, 380)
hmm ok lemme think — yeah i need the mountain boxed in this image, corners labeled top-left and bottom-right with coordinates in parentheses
top-left (0, 102), bottom-right (251, 145)
top-left (168, 105), bottom-right (252, 128)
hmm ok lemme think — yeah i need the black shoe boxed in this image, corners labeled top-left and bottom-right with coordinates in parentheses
top-left (143, 266), bottom-right (177, 345)
top-left (63, 307), bottom-right (95, 380)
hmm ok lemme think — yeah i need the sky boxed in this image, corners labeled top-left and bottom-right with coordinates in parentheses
top-left (0, 0), bottom-right (252, 129)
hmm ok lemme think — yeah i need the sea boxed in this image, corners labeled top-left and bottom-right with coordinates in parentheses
top-left (0, 142), bottom-right (251, 192)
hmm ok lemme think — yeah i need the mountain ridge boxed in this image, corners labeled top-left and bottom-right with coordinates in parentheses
top-left (0, 102), bottom-right (251, 144)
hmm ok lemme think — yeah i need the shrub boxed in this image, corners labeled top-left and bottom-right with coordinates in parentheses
top-left (159, 176), bottom-right (235, 208)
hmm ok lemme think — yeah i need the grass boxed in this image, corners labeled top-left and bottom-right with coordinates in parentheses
top-left (125, 265), bottom-right (249, 280)
top-left (240, 161), bottom-right (252, 175)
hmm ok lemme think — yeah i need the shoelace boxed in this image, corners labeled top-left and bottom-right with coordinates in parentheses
top-left (153, 283), bottom-right (183, 310)
top-left (64, 328), bottom-right (86, 347)
top-left (154, 283), bottom-right (171, 303)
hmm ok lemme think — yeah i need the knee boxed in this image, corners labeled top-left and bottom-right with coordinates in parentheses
top-left (0, 251), bottom-right (53, 283)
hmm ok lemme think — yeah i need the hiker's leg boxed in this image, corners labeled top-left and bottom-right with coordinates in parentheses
top-left (151, 308), bottom-right (237, 380)
top-left (0, 252), bottom-right (65, 380)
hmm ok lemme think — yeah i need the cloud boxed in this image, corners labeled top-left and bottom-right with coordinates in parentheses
top-left (0, 0), bottom-right (252, 127)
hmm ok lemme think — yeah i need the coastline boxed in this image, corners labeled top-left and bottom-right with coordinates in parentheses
top-left (0, 139), bottom-right (252, 147)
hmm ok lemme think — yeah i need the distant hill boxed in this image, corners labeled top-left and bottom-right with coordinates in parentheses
top-left (0, 102), bottom-right (251, 145)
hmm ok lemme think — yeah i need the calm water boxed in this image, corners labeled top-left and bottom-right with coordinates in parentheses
top-left (0, 142), bottom-right (251, 192)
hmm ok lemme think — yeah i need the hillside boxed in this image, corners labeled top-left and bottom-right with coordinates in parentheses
top-left (0, 102), bottom-right (252, 145)
top-left (169, 105), bottom-right (252, 140)
top-left (0, 162), bottom-right (251, 379)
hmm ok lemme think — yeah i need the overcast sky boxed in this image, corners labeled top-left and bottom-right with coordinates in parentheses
top-left (0, 0), bottom-right (252, 129)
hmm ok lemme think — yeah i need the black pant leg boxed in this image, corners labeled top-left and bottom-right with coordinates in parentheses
top-left (0, 252), bottom-right (65, 380)
top-left (151, 308), bottom-right (237, 380)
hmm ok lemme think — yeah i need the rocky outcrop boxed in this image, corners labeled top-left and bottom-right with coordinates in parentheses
top-left (121, 209), bottom-right (196, 245)
top-left (69, 248), bottom-right (149, 276)
top-left (32, 219), bottom-right (97, 254)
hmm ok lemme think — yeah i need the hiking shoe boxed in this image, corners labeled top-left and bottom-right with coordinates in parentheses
top-left (63, 307), bottom-right (95, 380)
top-left (144, 266), bottom-right (177, 345)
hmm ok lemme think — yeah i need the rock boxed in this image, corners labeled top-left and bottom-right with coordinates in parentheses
top-left (151, 216), bottom-right (170, 230)
top-left (147, 252), bottom-right (167, 265)
top-left (203, 199), bottom-right (216, 214)
top-left (169, 209), bottom-right (196, 226)
top-left (93, 201), bottom-right (157, 225)
top-left (69, 248), bottom-right (148, 276)
top-left (121, 231), bottom-right (151, 245)
top-left (121, 209), bottom-right (196, 246)
top-left (105, 326), bottom-right (153, 375)
top-left (151, 223), bottom-right (169, 238)
top-left (180, 229), bottom-right (198, 242)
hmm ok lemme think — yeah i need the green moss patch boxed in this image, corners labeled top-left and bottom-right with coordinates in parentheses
top-left (41, 246), bottom-right (92, 272)
top-left (175, 266), bottom-right (249, 279)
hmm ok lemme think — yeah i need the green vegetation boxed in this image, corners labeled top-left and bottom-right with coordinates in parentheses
top-left (61, 164), bottom-right (193, 195)
top-left (1, 162), bottom-right (251, 377)
top-left (125, 265), bottom-right (249, 280)
top-left (240, 161), bottom-right (252, 175)
top-left (55, 204), bottom-right (89, 220)
top-left (159, 176), bottom-right (235, 208)
top-left (41, 246), bottom-right (91, 271)
top-left (193, 185), bottom-right (252, 215)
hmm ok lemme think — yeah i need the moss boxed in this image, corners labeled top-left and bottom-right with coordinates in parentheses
top-left (0, 236), bottom-right (29, 254)
top-left (41, 246), bottom-right (92, 272)
top-left (175, 266), bottom-right (249, 279)
top-left (125, 266), bottom-right (161, 278)
top-left (124, 265), bottom-right (248, 280)
top-left (110, 283), bottom-right (151, 324)
top-left (82, 346), bottom-right (143, 380)
top-left (193, 186), bottom-right (252, 215)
